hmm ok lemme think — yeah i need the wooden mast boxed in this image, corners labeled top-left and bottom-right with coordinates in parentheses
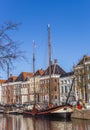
top-left (47, 24), bottom-right (51, 105)
top-left (33, 40), bottom-right (36, 105)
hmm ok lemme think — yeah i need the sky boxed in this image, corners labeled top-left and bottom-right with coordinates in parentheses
top-left (0, 0), bottom-right (90, 79)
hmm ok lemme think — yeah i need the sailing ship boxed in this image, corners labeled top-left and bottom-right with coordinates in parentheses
top-left (23, 24), bottom-right (73, 120)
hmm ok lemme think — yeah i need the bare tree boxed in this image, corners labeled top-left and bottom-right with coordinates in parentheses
top-left (0, 21), bottom-right (24, 74)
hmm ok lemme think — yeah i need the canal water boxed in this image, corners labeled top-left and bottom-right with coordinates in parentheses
top-left (0, 114), bottom-right (90, 130)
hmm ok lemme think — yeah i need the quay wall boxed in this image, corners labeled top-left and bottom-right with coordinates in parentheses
top-left (71, 108), bottom-right (90, 120)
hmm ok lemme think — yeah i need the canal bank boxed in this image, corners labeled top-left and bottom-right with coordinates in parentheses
top-left (71, 108), bottom-right (90, 120)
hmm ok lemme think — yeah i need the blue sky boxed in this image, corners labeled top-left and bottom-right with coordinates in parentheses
top-left (0, 0), bottom-right (90, 79)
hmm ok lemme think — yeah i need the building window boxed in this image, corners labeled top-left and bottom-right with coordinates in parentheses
top-left (79, 76), bottom-right (82, 82)
top-left (61, 81), bottom-right (63, 84)
top-left (55, 86), bottom-right (57, 91)
top-left (67, 80), bottom-right (70, 84)
top-left (55, 95), bottom-right (57, 99)
top-left (55, 79), bottom-right (57, 82)
top-left (65, 86), bottom-right (67, 93)
top-left (61, 86), bottom-right (63, 93)
top-left (88, 74), bottom-right (90, 79)
top-left (88, 83), bottom-right (90, 89)
top-left (87, 66), bottom-right (90, 71)
top-left (64, 80), bottom-right (67, 84)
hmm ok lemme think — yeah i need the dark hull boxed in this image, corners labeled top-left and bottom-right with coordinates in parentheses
top-left (0, 110), bottom-right (4, 114)
top-left (48, 112), bottom-right (72, 121)
top-left (23, 105), bottom-right (73, 121)
top-left (35, 112), bottom-right (72, 121)
top-left (3, 110), bottom-right (18, 114)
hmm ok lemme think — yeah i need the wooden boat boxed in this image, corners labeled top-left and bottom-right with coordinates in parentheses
top-left (23, 25), bottom-right (73, 120)
top-left (4, 109), bottom-right (17, 114)
top-left (0, 109), bottom-right (4, 113)
top-left (2, 104), bottom-right (23, 114)
top-left (0, 105), bottom-right (5, 113)
top-left (3, 107), bottom-right (24, 115)
top-left (23, 104), bottom-right (73, 120)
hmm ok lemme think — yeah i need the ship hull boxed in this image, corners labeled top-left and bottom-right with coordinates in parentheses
top-left (23, 105), bottom-right (73, 121)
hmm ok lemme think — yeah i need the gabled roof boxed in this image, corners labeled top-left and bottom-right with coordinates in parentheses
top-left (16, 72), bottom-right (33, 81)
top-left (43, 64), bottom-right (66, 76)
top-left (7, 76), bottom-right (17, 82)
top-left (77, 55), bottom-right (90, 66)
top-left (34, 69), bottom-right (44, 76)
top-left (0, 79), bottom-right (6, 83)
top-left (60, 71), bottom-right (74, 78)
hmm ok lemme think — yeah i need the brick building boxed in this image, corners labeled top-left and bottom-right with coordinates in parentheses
top-left (74, 55), bottom-right (90, 103)
top-left (40, 60), bottom-right (66, 106)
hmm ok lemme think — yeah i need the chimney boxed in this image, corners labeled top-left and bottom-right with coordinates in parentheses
top-left (50, 60), bottom-right (53, 65)
top-left (10, 74), bottom-right (13, 78)
top-left (54, 59), bottom-right (58, 64)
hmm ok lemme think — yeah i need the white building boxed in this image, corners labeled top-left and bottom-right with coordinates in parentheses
top-left (60, 72), bottom-right (75, 104)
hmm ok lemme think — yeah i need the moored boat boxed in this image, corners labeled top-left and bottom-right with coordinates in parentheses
top-left (0, 109), bottom-right (4, 113)
top-left (23, 25), bottom-right (73, 120)
top-left (2, 104), bottom-right (24, 115)
top-left (23, 104), bottom-right (73, 120)
top-left (4, 109), bottom-right (17, 114)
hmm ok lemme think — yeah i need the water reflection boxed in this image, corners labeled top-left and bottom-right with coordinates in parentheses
top-left (0, 114), bottom-right (90, 130)
top-left (72, 119), bottom-right (90, 130)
